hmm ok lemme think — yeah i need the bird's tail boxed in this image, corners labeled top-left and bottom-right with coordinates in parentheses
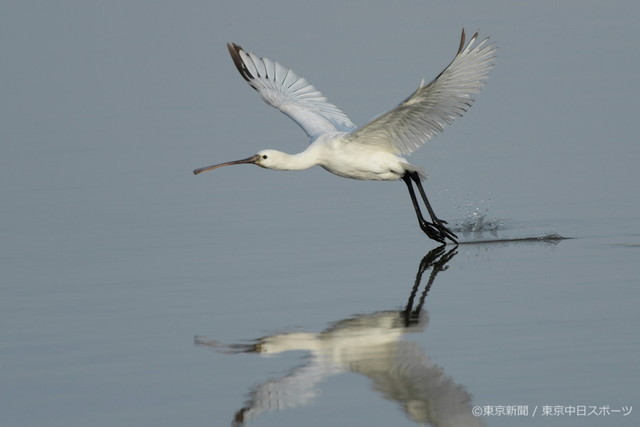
top-left (403, 163), bottom-right (428, 180)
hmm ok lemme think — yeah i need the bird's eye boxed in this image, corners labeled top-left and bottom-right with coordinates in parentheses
top-left (262, 155), bottom-right (268, 159)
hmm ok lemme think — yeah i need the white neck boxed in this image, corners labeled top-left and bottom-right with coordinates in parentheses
top-left (263, 148), bottom-right (320, 171)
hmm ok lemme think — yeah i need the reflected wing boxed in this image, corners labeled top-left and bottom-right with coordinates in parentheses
top-left (235, 357), bottom-right (340, 424)
top-left (356, 341), bottom-right (483, 426)
top-left (346, 29), bottom-right (496, 155)
top-left (228, 43), bottom-right (357, 140)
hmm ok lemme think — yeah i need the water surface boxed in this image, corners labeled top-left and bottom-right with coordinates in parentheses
top-left (2, 1), bottom-right (639, 426)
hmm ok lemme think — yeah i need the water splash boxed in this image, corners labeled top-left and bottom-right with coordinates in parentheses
top-left (453, 200), bottom-right (503, 233)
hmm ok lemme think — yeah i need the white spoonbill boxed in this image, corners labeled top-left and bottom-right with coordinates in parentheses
top-left (194, 29), bottom-right (496, 244)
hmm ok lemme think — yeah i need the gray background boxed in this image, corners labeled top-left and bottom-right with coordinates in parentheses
top-left (2, 1), bottom-right (639, 426)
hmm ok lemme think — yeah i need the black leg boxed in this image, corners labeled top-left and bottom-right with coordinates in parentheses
top-left (404, 246), bottom-right (458, 326)
top-left (411, 172), bottom-right (458, 243)
top-left (402, 175), bottom-right (447, 244)
top-left (403, 172), bottom-right (458, 244)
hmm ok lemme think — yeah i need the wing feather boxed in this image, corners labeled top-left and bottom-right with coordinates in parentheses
top-left (227, 43), bottom-right (357, 139)
top-left (346, 29), bottom-right (496, 154)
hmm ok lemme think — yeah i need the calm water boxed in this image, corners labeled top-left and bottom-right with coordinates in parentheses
top-left (2, 1), bottom-right (639, 426)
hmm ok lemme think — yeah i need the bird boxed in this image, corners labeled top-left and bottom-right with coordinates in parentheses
top-left (193, 29), bottom-right (496, 244)
top-left (194, 247), bottom-right (480, 427)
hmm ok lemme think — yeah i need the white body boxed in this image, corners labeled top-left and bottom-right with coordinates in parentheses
top-left (260, 132), bottom-right (420, 181)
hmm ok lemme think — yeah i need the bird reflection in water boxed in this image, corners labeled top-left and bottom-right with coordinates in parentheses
top-left (196, 246), bottom-right (484, 426)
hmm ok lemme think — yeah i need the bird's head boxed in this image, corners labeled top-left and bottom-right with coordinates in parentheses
top-left (192, 149), bottom-right (286, 175)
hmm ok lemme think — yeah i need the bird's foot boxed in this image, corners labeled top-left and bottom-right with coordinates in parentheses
top-left (420, 219), bottom-right (458, 245)
top-left (435, 218), bottom-right (458, 244)
top-left (419, 221), bottom-right (447, 244)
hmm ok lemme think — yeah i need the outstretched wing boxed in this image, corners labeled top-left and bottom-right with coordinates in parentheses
top-left (227, 43), bottom-right (357, 140)
top-left (234, 357), bottom-right (338, 424)
top-left (346, 29), bottom-right (496, 155)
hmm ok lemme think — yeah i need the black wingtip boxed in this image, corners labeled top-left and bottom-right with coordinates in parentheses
top-left (458, 29), bottom-right (466, 55)
top-left (457, 28), bottom-right (481, 56)
top-left (227, 42), bottom-right (253, 83)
